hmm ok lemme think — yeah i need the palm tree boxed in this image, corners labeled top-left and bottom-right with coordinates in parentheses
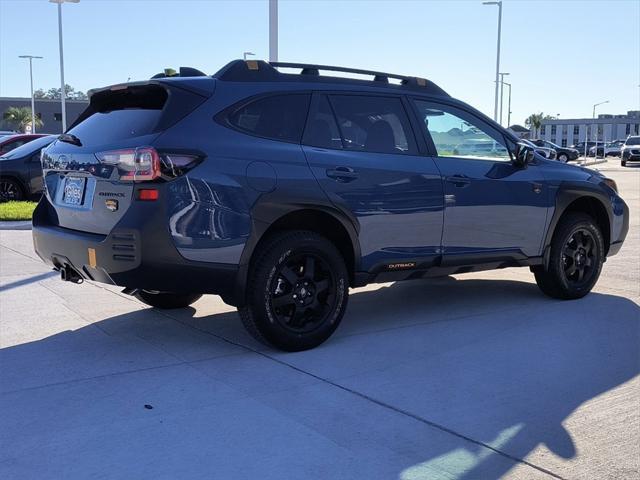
top-left (524, 113), bottom-right (544, 138)
top-left (2, 106), bottom-right (43, 133)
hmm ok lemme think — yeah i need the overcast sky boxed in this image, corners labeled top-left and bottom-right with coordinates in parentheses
top-left (1, 0), bottom-right (638, 125)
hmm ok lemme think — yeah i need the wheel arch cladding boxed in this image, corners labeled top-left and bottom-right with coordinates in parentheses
top-left (554, 195), bottom-right (611, 256)
top-left (250, 208), bottom-right (358, 286)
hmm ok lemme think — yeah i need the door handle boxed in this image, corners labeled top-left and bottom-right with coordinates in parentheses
top-left (326, 166), bottom-right (358, 182)
top-left (531, 182), bottom-right (543, 194)
top-left (446, 174), bottom-right (471, 187)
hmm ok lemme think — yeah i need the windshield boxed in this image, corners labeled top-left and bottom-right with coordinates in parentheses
top-left (544, 140), bottom-right (560, 149)
top-left (625, 136), bottom-right (640, 146)
top-left (0, 135), bottom-right (55, 159)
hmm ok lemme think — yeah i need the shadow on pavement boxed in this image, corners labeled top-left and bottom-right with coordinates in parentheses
top-left (1, 277), bottom-right (639, 479)
top-left (0, 271), bottom-right (57, 292)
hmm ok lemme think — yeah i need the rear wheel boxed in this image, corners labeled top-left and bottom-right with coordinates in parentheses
top-left (0, 178), bottom-right (24, 202)
top-left (135, 290), bottom-right (202, 309)
top-left (558, 153), bottom-right (568, 163)
top-left (534, 213), bottom-right (604, 299)
top-left (239, 231), bottom-right (349, 351)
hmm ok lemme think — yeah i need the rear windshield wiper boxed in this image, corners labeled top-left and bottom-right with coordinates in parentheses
top-left (58, 133), bottom-right (82, 147)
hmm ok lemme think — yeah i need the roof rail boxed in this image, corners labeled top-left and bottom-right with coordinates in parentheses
top-left (272, 62), bottom-right (421, 86)
top-left (213, 60), bottom-right (448, 96)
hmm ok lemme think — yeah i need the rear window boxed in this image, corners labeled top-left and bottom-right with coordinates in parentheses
top-left (227, 94), bottom-right (311, 143)
top-left (67, 85), bottom-right (168, 146)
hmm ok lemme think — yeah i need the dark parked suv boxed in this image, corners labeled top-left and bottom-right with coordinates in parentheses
top-left (33, 60), bottom-right (629, 350)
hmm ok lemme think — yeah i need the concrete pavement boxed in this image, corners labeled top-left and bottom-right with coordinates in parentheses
top-left (1, 160), bottom-right (638, 479)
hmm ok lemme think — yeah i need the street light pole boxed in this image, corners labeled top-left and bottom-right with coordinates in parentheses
top-left (583, 100), bottom-right (610, 160)
top-left (483, 1), bottom-right (502, 122)
top-left (503, 81), bottom-right (512, 127)
top-left (591, 100), bottom-right (609, 159)
top-left (269, 0), bottom-right (278, 62)
top-left (498, 72), bottom-right (509, 125)
top-left (18, 55), bottom-right (43, 134)
top-left (50, 0), bottom-right (79, 133)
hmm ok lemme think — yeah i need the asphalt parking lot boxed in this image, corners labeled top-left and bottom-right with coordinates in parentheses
top-left (1, 160), bottom-right (638, 480)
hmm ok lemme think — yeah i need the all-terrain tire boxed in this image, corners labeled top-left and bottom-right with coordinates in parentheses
top-left (534, 213), bottom-right (604, 300)
top-left (239, 230), bottom-right (349, 351)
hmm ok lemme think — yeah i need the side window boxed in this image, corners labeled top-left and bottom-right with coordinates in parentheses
top-left (228, 93), bottom-right (311, 143)
top-left (412, 100), bottom-right (511, 162)
top-left (327, 95), bottom-right (417, 154)
top-left (304, 95), bottom-right (342, 149)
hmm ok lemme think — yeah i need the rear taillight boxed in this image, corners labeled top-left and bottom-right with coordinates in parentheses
top-left (96, 147), bottom-right (201, 182)
top-left (97, 147), bottom-right (160, 181)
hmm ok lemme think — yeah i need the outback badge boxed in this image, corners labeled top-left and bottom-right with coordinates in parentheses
top-left (105, 199), bottom-right (119, 212)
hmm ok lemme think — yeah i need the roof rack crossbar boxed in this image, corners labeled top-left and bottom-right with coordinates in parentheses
top-left (271, 62), bottom-right (416, 83)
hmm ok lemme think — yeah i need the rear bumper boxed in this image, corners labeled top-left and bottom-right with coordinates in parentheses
top-left (32, 198), bottom-right (241, 306)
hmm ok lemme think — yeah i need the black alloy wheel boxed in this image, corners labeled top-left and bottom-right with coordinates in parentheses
top-left (0, 179), bottom-right (23, 202)
top-left (268, 252), bottom-right (337, 334)
top-left (561, 228), bottom-right (597, 287)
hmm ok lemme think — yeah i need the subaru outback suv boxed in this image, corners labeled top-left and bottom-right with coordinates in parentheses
top-left (33, 60), bottom-right (629, 351)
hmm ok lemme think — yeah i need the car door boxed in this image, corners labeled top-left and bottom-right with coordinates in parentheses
top-left (410, 98), bottom-right (549, 262)
top-left (302, 93), bottom-right (444, 272)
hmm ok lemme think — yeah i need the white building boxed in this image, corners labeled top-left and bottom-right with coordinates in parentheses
top-left (537, 111), bottom-right (640, 147)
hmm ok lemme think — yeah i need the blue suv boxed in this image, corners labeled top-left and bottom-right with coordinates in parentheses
top-left (33, 60), bottom-right (629, 351)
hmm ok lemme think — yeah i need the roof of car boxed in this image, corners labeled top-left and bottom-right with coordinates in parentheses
top-left (0, 133), bottom-right (48, 144)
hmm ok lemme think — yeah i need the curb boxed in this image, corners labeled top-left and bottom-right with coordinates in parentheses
top-left (577, 158), bottom-right (608, 167)
top-left (0, 221), bottom-right (32, 231)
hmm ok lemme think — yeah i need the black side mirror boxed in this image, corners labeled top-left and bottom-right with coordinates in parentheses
top-left (514, 142), bottom-right (535, 167)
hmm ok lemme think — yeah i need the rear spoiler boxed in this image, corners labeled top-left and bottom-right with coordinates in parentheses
top-left (69, 79), bottom-right (215, 133)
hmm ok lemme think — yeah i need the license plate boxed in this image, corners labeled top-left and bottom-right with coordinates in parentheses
top-left (63, 177), bottom-right (86, 206)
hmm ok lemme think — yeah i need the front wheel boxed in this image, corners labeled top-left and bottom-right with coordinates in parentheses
top-left (135, 290), bottom-right (202, 309)
top-left (534, 213), bottom-right (604, 299)
top-left (558, 153), bottom-right (568, 163)
top-left (239, 231), bottom-right (349, 351)
top-left (621, 160), bottom-right (627, 167)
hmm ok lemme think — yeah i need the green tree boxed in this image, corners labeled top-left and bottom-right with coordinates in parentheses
top-left (33, 84), bottom-right (87, 100)
top-left (2, 106), bottom-right (44, 133)
top-left (524, 113), bottom-right (543, 137)
top-left (525, 113), bottom-right (555, 138)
